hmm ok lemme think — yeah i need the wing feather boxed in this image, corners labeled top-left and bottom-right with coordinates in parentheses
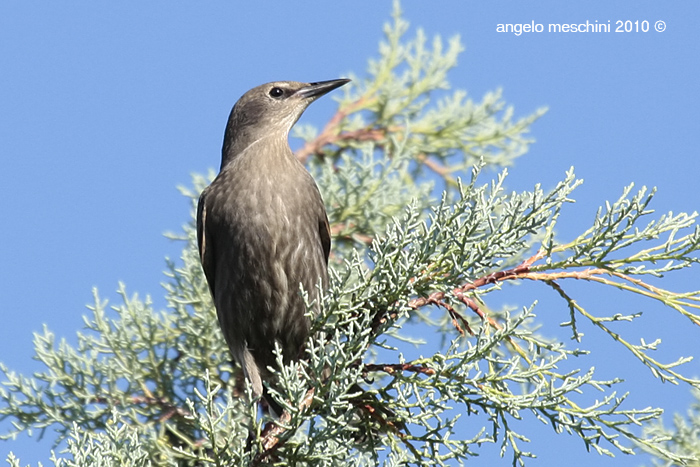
top-left (197, 190), bottom-right (217, 299)
top-left (319, 213), bottom-right (331, 265)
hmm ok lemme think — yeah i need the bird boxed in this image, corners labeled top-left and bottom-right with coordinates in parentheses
top-left (196, 79), bottom-right (350, 408)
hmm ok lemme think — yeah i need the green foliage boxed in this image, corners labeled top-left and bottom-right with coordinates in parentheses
top-left (3, 2), bottom-right (700, 466)
top-left (6, 410), bottom-right (151, 467)
top-left (640, 390), bottom-right (700, 467)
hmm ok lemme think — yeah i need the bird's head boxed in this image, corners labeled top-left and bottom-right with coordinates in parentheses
top-left (222, 79), bottom-right (350, 163)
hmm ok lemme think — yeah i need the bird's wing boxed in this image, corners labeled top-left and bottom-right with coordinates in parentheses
top-left (196, 190), bottom-right (217, 299)
top-left (320, 213), bottom-right (331, 265)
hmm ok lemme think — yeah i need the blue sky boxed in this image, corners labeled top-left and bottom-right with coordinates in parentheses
top-left (1, 1), bottom-right (699, 465)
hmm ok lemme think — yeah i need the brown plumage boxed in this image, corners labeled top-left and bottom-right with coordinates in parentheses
top-left (196, 79), bottom-right (349, 401)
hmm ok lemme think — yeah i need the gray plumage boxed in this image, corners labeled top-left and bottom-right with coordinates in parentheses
top-left (197, 79), bottom-right (350, 400)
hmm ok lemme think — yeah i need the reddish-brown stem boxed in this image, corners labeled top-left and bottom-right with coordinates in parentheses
top-left (364, 363), bottom-right (436, 376)
top-left (295, 97), bottom-right (371, 164)
top-left (253, 388), bottom-right (316, 465)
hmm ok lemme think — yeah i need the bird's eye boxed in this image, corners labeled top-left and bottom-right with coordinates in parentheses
top-left (269, 87), bottom-right (285, 99)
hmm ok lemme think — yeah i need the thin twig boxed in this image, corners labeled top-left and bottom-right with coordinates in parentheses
top-left (253, 388), bottom-right (316, 466)
top-left (295, 97), bottom-right (372, 164)
top-left (364, 363), bottom-right (436, 376)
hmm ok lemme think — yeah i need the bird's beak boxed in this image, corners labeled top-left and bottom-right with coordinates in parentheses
top-left (296, 79), bottom-right (351, 99)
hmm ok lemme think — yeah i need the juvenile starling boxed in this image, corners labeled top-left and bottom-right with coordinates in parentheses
top-left (197, 79), bottom-right (350, 403)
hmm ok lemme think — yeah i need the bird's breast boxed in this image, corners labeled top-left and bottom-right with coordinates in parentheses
top-left (206, 157), bottom-right (328, 361)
